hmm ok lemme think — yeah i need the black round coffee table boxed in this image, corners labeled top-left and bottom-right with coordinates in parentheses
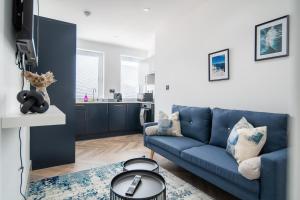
top-left (110, 170), bottom-right (166, 200)
top-left (123, 158), bottom-right (159, 173)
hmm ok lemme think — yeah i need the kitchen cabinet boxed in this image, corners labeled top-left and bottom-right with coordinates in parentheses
top-left (75, 103), bottom-right (143, 140)
top-left (87, 104), bottom-right (108, 135)
top-left (75, 105), bottom-right (86, 136)
top-left (127, 103), bottom-right (142, 132)
top-left (109, 104), bottom-right (127, 132)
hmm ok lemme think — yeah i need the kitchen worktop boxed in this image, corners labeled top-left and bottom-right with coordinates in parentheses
top-left (76, 100), bottom-right (154, 104)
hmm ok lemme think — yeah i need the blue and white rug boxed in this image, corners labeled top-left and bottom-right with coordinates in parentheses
top-left (28, 162), bottom-right (214, 200)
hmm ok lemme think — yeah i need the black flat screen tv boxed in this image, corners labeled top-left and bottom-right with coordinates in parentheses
top-left (13, 0), bottom-right (38, 67)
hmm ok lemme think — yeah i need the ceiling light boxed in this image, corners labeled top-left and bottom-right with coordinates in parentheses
top-left (83, 10), bottom-right (91, 17)
top-left (143, 8), bottom-right (150, 12)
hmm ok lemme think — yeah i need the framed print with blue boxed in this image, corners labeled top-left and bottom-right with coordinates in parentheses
top-left (255, 15), bottom-right (289, 61)
top-left (208, 49), bottom-right (229, 81)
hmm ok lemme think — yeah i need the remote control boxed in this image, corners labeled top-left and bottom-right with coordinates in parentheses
top-left (125, 175), bottom-right (142, 196)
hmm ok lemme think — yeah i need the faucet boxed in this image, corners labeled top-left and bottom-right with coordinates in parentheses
top-left (92, 88), bottom-right (97, 101)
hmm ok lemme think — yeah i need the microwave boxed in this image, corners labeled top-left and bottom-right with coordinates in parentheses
top-left (137, 93), bottom-right (153, 102)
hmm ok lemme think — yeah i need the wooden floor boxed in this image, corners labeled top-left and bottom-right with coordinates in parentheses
top-left (30, 134), bottom-right (237, 200)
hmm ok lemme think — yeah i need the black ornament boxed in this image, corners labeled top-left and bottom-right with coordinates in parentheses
top-left (17, 90), bottom-right (49, 114)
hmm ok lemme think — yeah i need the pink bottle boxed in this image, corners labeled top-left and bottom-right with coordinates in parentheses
top-left (84, 94), bottom-right (88, 102)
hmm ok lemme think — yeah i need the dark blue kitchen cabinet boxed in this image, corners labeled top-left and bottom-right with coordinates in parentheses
top-left (87, 104), bottom-right (108, 135)
top-left (75, 103), bottom-right (142, 140)
top-left (127, 103), bottom-right (142, 132)
top-left (109, 104), bottom-right (127, 132)
top-left (75, 105), bottom-right (87, 136)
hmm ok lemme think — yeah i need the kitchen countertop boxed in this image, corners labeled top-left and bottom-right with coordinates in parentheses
top-left (76, 101), bottom-right (154, 104)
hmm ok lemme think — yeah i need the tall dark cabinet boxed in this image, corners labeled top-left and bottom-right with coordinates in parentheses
top-left (30, 16), bottom-right (76, 170)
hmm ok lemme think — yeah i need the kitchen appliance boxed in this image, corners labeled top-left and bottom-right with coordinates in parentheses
top-left (138, 93), bottom-right (153, 102)
top-left (114, 93), bottom-right (122, 102)
top-left (140, 103), bottom-right (154, 126)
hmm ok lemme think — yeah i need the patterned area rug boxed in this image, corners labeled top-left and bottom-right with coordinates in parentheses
top-left (28, 162), bottom-right (214, 200)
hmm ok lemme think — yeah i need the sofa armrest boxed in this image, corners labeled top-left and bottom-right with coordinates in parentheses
top-left (260, 148), bottom-right (288, 200)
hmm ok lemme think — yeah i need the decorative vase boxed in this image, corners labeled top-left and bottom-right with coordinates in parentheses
top-left (36, 87), bottom-right (50, 105)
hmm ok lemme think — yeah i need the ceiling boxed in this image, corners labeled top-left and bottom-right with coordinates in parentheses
top-left (39, 0), bottom-right (201, 50)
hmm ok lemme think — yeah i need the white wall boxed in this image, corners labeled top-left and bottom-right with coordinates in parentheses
top-left (155, 0), bottom-right (298, 199)
top-left (155, 0), bottom-right (292, 115)
top-left (77, 39), bottom-right (148, 98)
top-left (0, 0), bottom-right (31, 199)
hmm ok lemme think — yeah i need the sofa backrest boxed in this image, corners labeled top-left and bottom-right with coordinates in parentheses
top-left (209, 108), bottom-right (288, 153)
top-left (172, 105), bottom-right (212, 143)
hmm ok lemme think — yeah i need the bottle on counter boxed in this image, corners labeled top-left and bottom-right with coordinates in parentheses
top-left (84, 93), bottom-right (88, 102)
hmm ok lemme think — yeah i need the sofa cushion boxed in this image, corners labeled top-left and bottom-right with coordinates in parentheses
top-left (172, 105), bottom-right (212, 143)
top-left (146, 136), bottom-right (204, 157)
top-left (181, 145), bottom-right (260, 193)
top-left (210, 108), bottom-right (288, 153)
top-left (158, 111), bottom-right (182, 136)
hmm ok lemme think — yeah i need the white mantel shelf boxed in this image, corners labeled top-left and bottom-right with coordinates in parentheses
top-left (1, 105), bottom-right (66, 129)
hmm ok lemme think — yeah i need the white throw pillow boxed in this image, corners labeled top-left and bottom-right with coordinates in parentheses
top-left (238, 157), bottom-right (261, 180)
top-left (145, 125), bottom-right (158, 136)
top-left (157, 111), bottom-right (182, 137)
top-left (234, 126), bottom-right (267, 163)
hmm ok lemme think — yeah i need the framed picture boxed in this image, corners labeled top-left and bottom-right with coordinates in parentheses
top-left (208, 49), bottom-right (229, 81)
top-left (255, 15), bottom-right (289, 61)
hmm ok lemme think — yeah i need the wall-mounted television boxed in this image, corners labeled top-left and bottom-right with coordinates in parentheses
top-left (13, 0), bottom-right (38, 67)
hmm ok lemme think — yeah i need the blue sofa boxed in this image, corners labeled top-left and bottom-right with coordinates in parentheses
top-left (144, 105), bottom-right (288, 200)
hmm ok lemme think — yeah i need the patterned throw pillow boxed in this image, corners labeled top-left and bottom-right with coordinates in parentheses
top-left (226, 117), bottom-right (254, 156)
top-left (157, 111), bottom-right (182, 137)
top-left (226, 117), bottom-right (267, 163)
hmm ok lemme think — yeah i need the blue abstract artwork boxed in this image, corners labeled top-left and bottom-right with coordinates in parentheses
top-left (255, 15), bottom-right (289, 61)
top-left (260, 24), bottom-right (282, 55)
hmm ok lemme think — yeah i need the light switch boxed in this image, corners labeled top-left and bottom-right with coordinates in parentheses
top-left (166, 85), bottom-right (170, 91)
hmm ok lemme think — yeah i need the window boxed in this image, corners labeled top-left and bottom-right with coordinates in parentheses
top-left (121, 56), bottom-right (141, 99)
top-left (76, 49), bottom-right (104, 100)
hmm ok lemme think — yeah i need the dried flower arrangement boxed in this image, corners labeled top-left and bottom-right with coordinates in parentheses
top-left (23, 71), bottom-right (56, 104)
